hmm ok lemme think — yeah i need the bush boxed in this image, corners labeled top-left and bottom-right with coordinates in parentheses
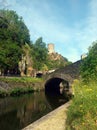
top-left (0, 90), bottom-right (8, 97)
top-left (81, 41), bottom-right (97, 82)
top-left (10, 87), bottom-right (34, 96)
top-left (66, 80), bottom-right (97, 130)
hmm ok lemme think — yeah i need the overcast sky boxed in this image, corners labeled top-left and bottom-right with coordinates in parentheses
top-left (0, 0), bottom-right (97, 62)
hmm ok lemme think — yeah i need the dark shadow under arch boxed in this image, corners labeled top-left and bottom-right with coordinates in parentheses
top-left (45, 77), bottom-right (69, 95)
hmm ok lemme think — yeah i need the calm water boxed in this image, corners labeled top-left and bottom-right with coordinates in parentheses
top-left (0, 91), bottom-right (67, 130)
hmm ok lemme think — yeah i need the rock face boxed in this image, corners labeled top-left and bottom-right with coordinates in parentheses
top-left (19, 44), bottom-right (33, 77)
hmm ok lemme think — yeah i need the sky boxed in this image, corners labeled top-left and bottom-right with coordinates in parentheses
top-left (0, 0), bottom-right (97, 62)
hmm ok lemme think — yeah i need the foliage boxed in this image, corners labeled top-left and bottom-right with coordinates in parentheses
top-left (66, 80), bottom-right (97, 130)
top-left (47, 59), bottom-right (62, 69)
top-left (0, 77), bottom-right (43, 97)
top-left (0, 9), bottom-right (70, 74)
top-left (66, 41), bottom-right (97, 130)
top-left (0, 77), bottom-right (43, 83)
top-left (32, 37), bottom-right (48, 70)
top-left (0, 90), bottom-right (8, 97)
top-left (0, 9), bottom-right (30, 75)
top-left (0, 40), bottom-right (21, 73)
top-left (80, 41), bottom-right (97, 82)
top-left (47, 53), bottom-right (71, 70)
top-left (31, 38), bottom-right (71, 71)
top-left (0, 9), bottom-right (30, 45)
top-left (10, 87), bottom-right (34, 96)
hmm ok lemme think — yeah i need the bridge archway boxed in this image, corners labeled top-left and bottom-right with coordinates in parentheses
top-left (44, 60), bottom-right (81, 96)
top-left (45, 77), bottom-right (69, 95)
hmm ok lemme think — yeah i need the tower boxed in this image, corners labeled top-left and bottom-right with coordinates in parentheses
top-left (48, 43), bottom-right (55, 54)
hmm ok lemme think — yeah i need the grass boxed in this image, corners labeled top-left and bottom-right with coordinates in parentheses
top-left (66, 80), bottom-right (97, 130)
top-left (10, 87), bottom-right (34, 96)
top-left (0, 76), bottom-right (43, 83)
top-left (0, 77), bottom-right (43, 97)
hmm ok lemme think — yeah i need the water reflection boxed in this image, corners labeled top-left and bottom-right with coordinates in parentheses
top-left (45, 93), bottom-right (67, 109)
top-left (0, 91), bottom-right (67, 130)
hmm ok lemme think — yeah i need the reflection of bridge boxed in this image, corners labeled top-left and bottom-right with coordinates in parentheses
top-left (44, 60), bottom-right (82, 95)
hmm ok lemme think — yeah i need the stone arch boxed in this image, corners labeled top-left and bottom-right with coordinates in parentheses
top-left (44, 73), bottom-right (72, 95)
top-left (44, 60), bottom-right (81, 96)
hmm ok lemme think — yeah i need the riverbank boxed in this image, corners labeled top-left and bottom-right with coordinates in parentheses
top-left (0, 77), bottom-right (44, 97)
top-left (66, 80), bottom-right (97, 130)
top-left (23, 101), bottom-right (71, 130)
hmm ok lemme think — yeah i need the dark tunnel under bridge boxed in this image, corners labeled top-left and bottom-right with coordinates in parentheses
top-left (45, 77), bottom-right (70, 95)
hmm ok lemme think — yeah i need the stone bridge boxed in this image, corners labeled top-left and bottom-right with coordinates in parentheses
top-left (44, 60), bottom-right (82, 96)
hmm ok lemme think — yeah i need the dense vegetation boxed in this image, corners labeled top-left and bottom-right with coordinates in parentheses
top-left (0, 9), bottom-right (70, 76)
top-left (0, 9), bottom-right (30, 75)
top-left (66, 41), bottom-right (97, 130)
top-left (47, 53), bottom-right (71, 70)
top-left (66, 80), bottom-right (97, 130)
top-left (32, 37), bottom-right (48, 71)
top-left (81, 41), bottom-right (97, 82)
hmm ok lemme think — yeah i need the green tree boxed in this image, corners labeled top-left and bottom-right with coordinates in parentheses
top-left (0, 40), bottom-right (22, 74)
top-left (32, 37), bottom-right (48, 71)
top-left (0, 9), bottom-right (30, 75)
top-left (0, 9), bottom-right (30, 45)
top-left (81, 41), bottom-right (97, 82)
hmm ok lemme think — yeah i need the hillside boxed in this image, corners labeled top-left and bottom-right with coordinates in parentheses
top-left (47, 52), bottom-right (71, 70)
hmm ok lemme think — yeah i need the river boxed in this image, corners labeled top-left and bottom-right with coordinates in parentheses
top-left (0, 91), bottom-right (67, 130)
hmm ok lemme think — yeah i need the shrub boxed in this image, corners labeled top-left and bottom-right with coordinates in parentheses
top-left (80, 41), bottom-right (97, 82)
top-left (66, 80), bottom-right (97, 130)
